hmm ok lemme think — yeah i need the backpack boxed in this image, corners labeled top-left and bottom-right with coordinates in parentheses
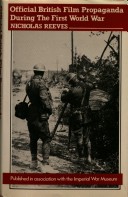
top-left (15, 95), bottom-right (29, 120)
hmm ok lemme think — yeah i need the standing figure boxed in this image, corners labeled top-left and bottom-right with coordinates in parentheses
top-left (61, 73), bottom-right (93, 163)
top-left (26, 63), bottom-right (52, 169)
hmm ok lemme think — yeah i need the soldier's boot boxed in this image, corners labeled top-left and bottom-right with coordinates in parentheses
top-left (84, 141), bottom-right (92, 163)
top-left (30, 154), bottom-right (38, 169)
top-left (77, 145), bottom-right (85, 163)
top-left (87, 154), bottom-right (92, 163)
top-left (42, 141), bottom-right (50, 165)
top-left (78, 145), bottom-right (84, 158)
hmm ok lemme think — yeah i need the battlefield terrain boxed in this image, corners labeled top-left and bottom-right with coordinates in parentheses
top-left (11, 69), bottom-right (119, 188)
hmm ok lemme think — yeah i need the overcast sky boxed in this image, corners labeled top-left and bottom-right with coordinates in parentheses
top-left (13, 31), bottom-right (118, 71)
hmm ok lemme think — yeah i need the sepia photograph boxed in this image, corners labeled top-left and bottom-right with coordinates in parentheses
top-left (11, 31), bottom-right (120, 189)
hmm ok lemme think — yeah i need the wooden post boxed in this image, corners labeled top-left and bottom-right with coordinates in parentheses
top-left (71, 31), bottom-right (74, 66)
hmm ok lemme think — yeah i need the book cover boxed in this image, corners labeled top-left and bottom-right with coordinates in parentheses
top-left (1, 0), bottom-right (128, 196)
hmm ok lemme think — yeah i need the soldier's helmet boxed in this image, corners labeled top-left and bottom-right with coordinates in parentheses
top-left (33, 63), bottom-right (46, 72)
top-left (66, 73), bottom-right (76, 83)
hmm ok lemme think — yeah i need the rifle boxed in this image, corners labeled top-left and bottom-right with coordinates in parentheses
top-left (68, 105), bottom-right (73, 150)
top-left (50, 102), bottom-right (68, 139)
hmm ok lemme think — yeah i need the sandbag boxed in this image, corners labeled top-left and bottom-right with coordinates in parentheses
top-left (89, 89), bottom-right (110, 111)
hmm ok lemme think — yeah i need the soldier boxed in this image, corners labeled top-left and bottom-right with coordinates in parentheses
top-left (61, 73), bottom-right (93, 163)
top-left (26, 63), bottom-right (52, 169)
top-left (13, 69), bottom-right (22, 86)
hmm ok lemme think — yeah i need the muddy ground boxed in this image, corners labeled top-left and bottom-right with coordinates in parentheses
top-left (12, 83), bottom-right (117, 189)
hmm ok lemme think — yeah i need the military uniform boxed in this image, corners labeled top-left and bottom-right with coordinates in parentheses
top-left (61, 74), bottom-right (92, 162)
top-left (26, 72), bottom-right (52, 168)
